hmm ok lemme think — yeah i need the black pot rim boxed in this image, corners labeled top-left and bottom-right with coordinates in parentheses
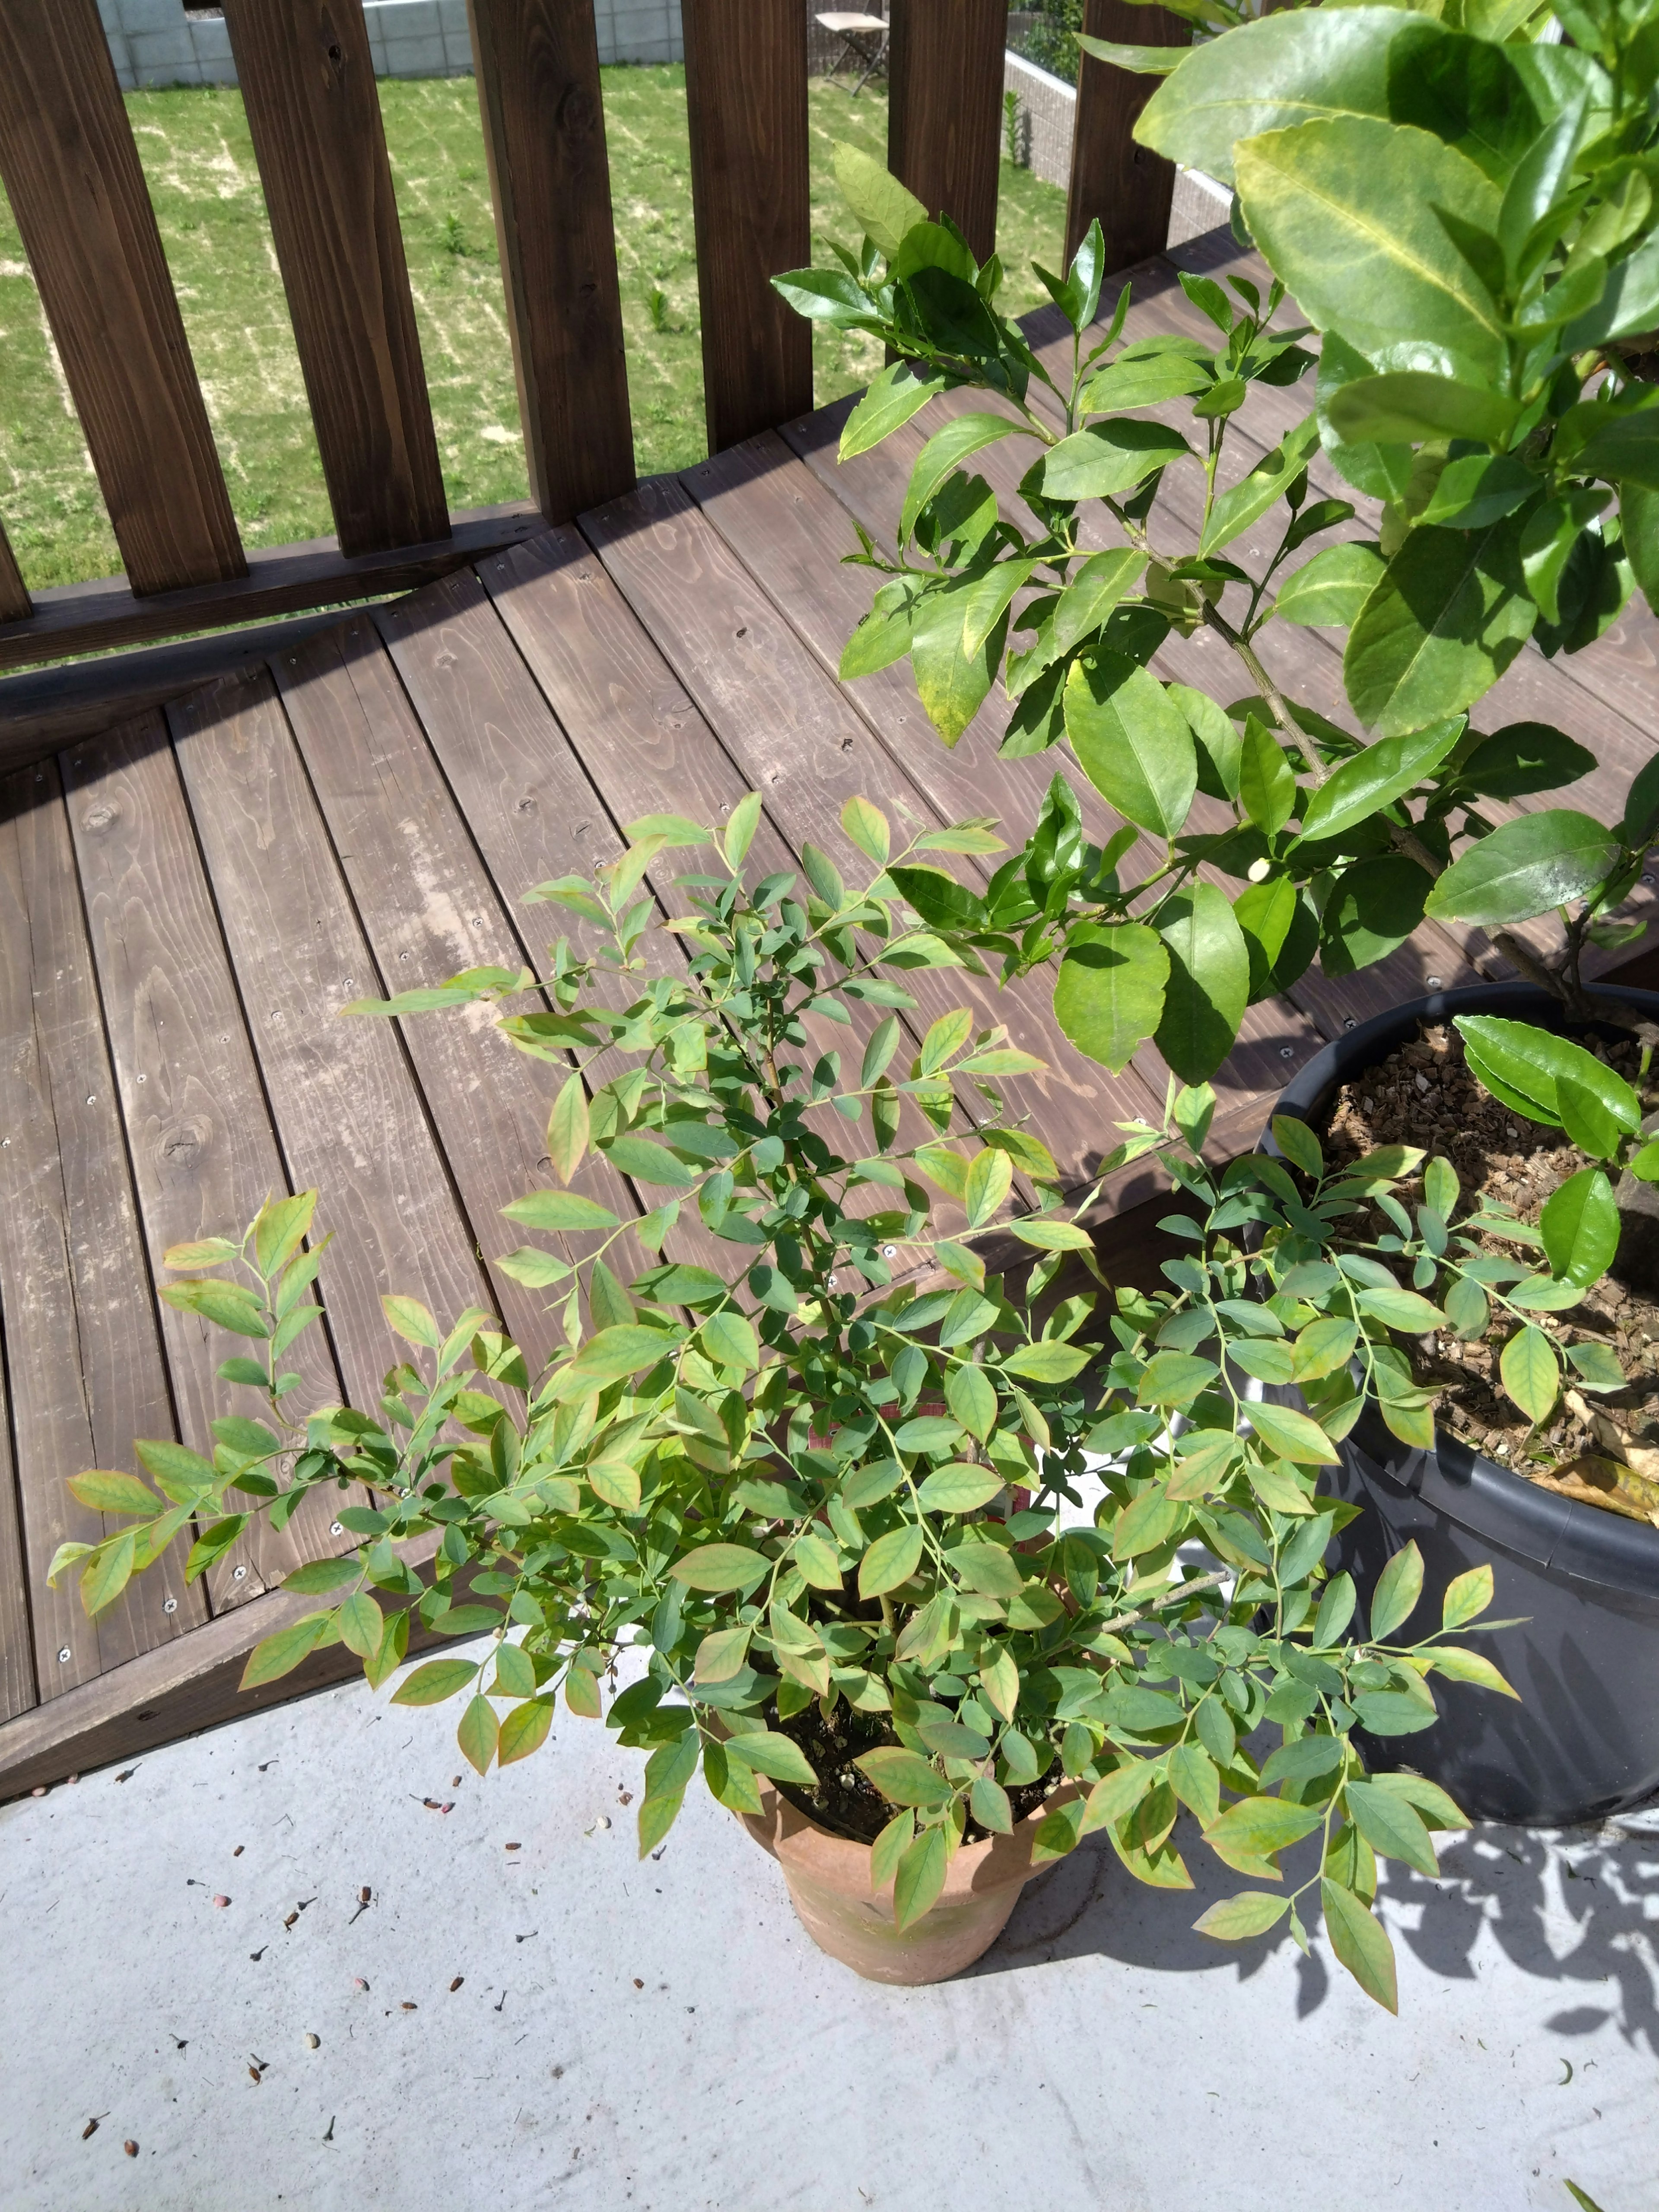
top-left (1264, 981), bottom-right (1659, 1589)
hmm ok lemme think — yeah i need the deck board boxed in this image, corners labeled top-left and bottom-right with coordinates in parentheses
top-left (2, 227), bottom-right (1655, 1789)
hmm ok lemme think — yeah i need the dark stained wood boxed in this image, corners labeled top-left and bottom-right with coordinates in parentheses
top-left (0, 1348), bottom-right (32, 1719)
top-left (60, 715), bottom-right (346, 1608)
top-left (220, 0), bottom-right (449, 559)
top-left (681, 0), bottom-right (812, 452)
top-left (0, 0), bottom-right (245, 595)
top-left (0, 611), bottom-right (355, 767)
top-left (270, 615), bottom-right (645, 1351)
top-left (165, 669), bottom-right (494, 1408)
top-left (0, 524), bottom-right (29, 628)
top-left (886, 0), bottom-right (1006, 262)
top-left (1066, 1), bottom-right (1187, 271)
top-left (580, 475), bottom-right (1165, 1182)
top-left (0, 761), bottom-right (203, 1694)
top-left (466, 0), bottom-right (635, 523)
top-left (0, 503), bottom-right (544, 677)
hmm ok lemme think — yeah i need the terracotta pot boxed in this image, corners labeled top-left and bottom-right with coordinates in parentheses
top-left (733, 1775), bottom-right (1077, 1985)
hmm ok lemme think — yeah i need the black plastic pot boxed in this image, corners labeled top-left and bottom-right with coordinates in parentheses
top-left (1268, 983), bottom-right (1659, 1827)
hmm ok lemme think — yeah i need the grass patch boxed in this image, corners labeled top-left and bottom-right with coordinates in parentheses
top-left (0, 69), bottom-right (1067, 593)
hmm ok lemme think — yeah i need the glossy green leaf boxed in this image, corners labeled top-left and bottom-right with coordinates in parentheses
top-left (1426, 813), bottom-right (1619, 926)
top-left (1369, 1539), bottom-right (1424, 1640)
top-left (1427, 1644), bottom-right (1519, 1697)
top-left (1298, 719), bottom-right (1462, 846)
top-left (1327, 372), bottom-right (1519, 448)
top-left (1065, 655), bottom-right (1197, 838)
top-left (832, 141), bottom-right (927, 256)
top-left (1274, 541), bottom-right (1385, 627)
top-left (1201, 414), bottom-right (1321, 557)
top-left (1344, 519), bottom-right (1534, 737)
top-left (1053, 922), bottom-right (1170, 1074)
top-left (840, 359), bottom-right (947, 459)
top-left (1541, 1167), bottom-right (1620, 1288)
top-left (1028, 418), bottom-right (1190, 501)
top-left (901, 414), bottom-right (1023, 545)
top-left (1154, 884), bottom-right (1249, 1085)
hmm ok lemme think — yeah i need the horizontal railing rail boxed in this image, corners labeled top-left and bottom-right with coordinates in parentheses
top-left (0, 0), bottom-right (1178, 679)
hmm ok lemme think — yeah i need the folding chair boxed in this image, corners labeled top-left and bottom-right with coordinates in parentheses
top-left (817, 6), bottom-right (889, 95)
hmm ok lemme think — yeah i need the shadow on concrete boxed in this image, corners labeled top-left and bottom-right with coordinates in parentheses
top-left (972, 1815), bottom-right (1659, 2050)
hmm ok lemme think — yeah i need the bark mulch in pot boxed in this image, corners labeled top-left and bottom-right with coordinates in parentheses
top-left (1319, 1020), bottom-right (1659, 1524)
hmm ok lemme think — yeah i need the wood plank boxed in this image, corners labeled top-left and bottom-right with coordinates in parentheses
top-left (372, 561), bottom-right (765, 1275)
top-left (0, 611), bottom-right (356, 769)
top-left (887, 0), bottom-right (1006, 262)
top-left (762, 407), bottom-right (1327, 1105)
top-left (0, 761), bottom-right (203, 1695)
top-left (579, 475), bottom-right (1170, 1182)
top-left (0, 503), bottom-right (543, 677)
top-left (270, 615), bottom-right (646, 1355)
top-left (60, 714), bottom-right (346, 1608)
top-left (0, 1344), bottom-right (32, 1720)
top-left (220, 0), bottom-right (448, 559)
top-left (682, 0), bottom-right (812, 452)
top-left (0, 0), bottom-right (245, 594)
top-left (0, 523), bottom-right (30, 628)
top-left (165, 669), bottom-right (495, 1409)
top-left (466, 0), bottom-right (635, 523)
top-left (1065, 2), bottom-right (1188, 271)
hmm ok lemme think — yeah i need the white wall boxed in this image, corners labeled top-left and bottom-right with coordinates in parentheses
top-left (96, 0), bottom-right (687, 90)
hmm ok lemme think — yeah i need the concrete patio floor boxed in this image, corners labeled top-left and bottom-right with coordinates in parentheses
top-left (3, 1640), bottom-right (1656, 2212)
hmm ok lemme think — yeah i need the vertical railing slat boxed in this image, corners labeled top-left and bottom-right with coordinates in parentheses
top-left (0, 0), bottom-right (246, 596)
top-left (887, 0), bottom-right (1007, 265)
top-left (0, 527), bottom-right (30, 627)
top-left (467, 0), bottom-right (634, 521)
top-left (1066, 0), bottom-right (1186, 270)
top-left (222, 0), bottom-right (450, 558)
top-left (682, 0), bottom-right (812, 455)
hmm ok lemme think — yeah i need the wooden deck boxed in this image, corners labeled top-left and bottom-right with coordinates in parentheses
top-left (1, 228), bottom-right (1655, 1796)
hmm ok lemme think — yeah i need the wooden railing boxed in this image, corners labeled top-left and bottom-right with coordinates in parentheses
top-left (0, 0), bottom-right (1176, 678)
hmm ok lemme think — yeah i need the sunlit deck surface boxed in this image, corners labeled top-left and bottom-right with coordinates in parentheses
top-left (1, 227), bottom-right (1655, 1795)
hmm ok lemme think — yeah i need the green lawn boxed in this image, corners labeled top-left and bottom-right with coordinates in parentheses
top-left (0, 69), bottom-right (1068, 593)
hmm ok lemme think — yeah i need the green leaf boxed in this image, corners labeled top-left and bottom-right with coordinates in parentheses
top-left (1053, 923), bottom-right (1170, 1075)
top-left (1274, 541), bottom-right (1385, 627)
top-left (1327, 372), bottom-right (1519, 449)
top-left (725, 791), bottom-right (762, 868)
top-left (1297, 719), bottom-right (1462, 847)
top-left (602, 1135), bottom-right (697, 1187)
top-left (1136, 1351), bottom-right (1220, 1408)
top-left (1154, 884), bottom-right (1249, 1085)
top-left (945, 1360), bottom-right (998, 1443)
top-left (726, 1729), bottom-right (818, 1787)
top-left (963, 1144), bottom-right (1013, 1229)
top-left (1270, 1113), bottom-right (1323, 1180)
top-left (840, 359), bottom-right (947, 459)
top-left (1290, 1318), bottom-right (1360, 1386)
top-left (858, 1522), bottom-right (925, 1599)
top-left (546, 1075), bottom-right (591, 1185)
top-left (1003, 1341), bottom-right (1091, 1382)
top-left (586, 1457), bottom-right (643, 1513)
top-left (910, 582), bottom-right (1006, 745)
top-left (1426, 813), bottom-right (1620, 927)
top-left (1428, 1644), bottom-right (1519, 1697)
top-left (1356, 1285), bottom-right (1446, 1332)
top-left (1541, 1167), bottom-right (1620, 1288)
top-left (1502, 1322), bottom-right (1560, 1426)
top-left (501, 1188), bottom-right (623, 1233)
top-left (1065, 655), bottom-right (1197, 838)
top-left (239, 1610), bottom-right (330, 1689)
top-left (1206, 1794), bottom-right (1324, 1860)
top-left (893, 1824), bottom-right (950, 1932)
top-left (457, 1693), bottom-right (499, 1777)
top-left (870, 1808), bottom-right (915, 1888)
top-left (792, 1532), bottom-right (844, 1592)
top-left (916, 1463), bottom-right (1004, 1513)
top-left (700, 1310), bottom-right (759, 1373)
top-left (1248, 1399), bottom-right (1339, 1466)
top-left (79, 1529), bottom-right (137, 1617)
top-left (971, 1774), bottom-right (1015, 1834)
top-left (1192, 1889), bottom-right (1291, 1941)
top-left (1081, 348), bottom-right (1211, 414)
top-left (1452, 1017), bottom-right (1641, 1140)
top-left (1201, 414), bottom-right (1321, 557)
top-left (282, 1556), bottom-right (362, 1596)
top-left (381, 1294), bottom-right (439, 1351)
top-left (337, 1591), bottom-right (383, 1660)
top-left (1343, 1778), bottom-right (1438, 1876)
top-left (1369, 1538), bottom-right (1424, 1641)
top-left (566, 1323), bottom-right (683, 1384)
top-left (1319, 857), bottom-right (1433, 979)
top-left (1238, 718), bottom-right (1297, 836)
top-left (1027, 418), bottom-right (1190, 501)
top-left (498, 1695), bottom-right (556, 1767)
top-left (856, 1746), bottom-right (952, 1810)
top-left (901, 413), bottom-right (1023, 546)
top-left (1321, 1878), bottom-right (1398, 2012)
top-left (832, 141), bottom-right (927, 256)
top-left (160, 1278), bottom-right (270, 1340)
top-left (1236, 120), bottom-right (1504, 382)
top-left (1047, 548), bottom-right (1149, 659)
top-left (1343, 519), bottom-right (1535, 738)
top-left (669, 1543), bottom-right (772, 1595)
top-left (841, 794), bottom-right (891, 864)
top-left (67, 1468), bottom-right (162, 1516)
top-left (392, 1657), bottom-right (480, 1706)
